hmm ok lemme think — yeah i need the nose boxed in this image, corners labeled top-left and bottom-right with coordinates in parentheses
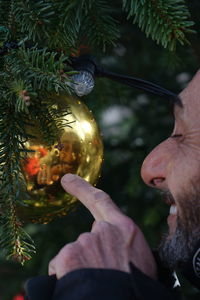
top-left (141, 139), bottom-right (172, 189)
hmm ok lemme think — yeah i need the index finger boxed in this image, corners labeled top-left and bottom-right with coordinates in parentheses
top-left (61, 174), bottom-right (125, 223)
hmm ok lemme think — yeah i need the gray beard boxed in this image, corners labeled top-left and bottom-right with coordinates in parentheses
top-left (158, 187), bottom-right (200, 270)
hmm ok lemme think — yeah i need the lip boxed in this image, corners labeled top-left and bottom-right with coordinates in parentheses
top-left (161, 192), bottom-right (176, 206)
top-left (160, 191), bottom-right (178, 233)
top-left (167, 213), bottom-right (177, 221)
top-left (167, 213), bottom-right (177, 232)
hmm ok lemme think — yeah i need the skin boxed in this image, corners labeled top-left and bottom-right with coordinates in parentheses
top-left (49, 70), bottom-right (200, 282)
top-left (49, 174), bottom-right (157, 280)
top-left (141, 70), bottom-right (200, 236)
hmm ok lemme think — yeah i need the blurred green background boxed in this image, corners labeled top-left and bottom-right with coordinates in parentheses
top-left (1, 1), bottom-right (200, 299)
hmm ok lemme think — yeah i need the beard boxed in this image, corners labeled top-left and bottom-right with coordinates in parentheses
top-left (158, 184), bottom-right (200, 270)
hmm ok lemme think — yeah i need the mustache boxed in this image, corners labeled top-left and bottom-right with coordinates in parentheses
top-left (160, 190), bottom-right (175, 205)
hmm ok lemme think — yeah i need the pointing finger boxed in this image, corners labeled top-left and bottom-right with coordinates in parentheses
top-left (61, 174), bottom-right (125, 223)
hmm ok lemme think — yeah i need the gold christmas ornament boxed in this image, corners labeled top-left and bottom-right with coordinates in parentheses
top-left (19, 94), bottom-right (103, 223)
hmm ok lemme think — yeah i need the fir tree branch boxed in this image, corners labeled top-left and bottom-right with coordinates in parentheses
top-left (46, 0), bottom-right (83, 51)
top-left (11, 80), bottom-right (32, 113)
top-left (0, 1), bottom-right (11, 44)
top-left (0, 98), bottom-right (36, 264)
top-left (0, 0), bottom-right (196, 264)
top-left (81, 0), bottom-right (119, 51)
top-left (12, 0), bottom-right (56, 43)
top-left (4, 47), bottom-right (72, 95)
top-left (122, 0), bottom-right (195, 51)
top-left (45, 0), bottom-right (119, 51)
top-left (29, 95), bottom-right (72, 146)
top-left (9, 0), bottom-right (119, 51)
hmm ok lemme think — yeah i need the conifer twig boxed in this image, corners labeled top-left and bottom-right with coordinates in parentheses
top-left (122, 0), bottom-right (195, 51)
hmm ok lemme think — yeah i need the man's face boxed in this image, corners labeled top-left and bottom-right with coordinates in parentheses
top-left (141, 70), bottom-right (200, 269)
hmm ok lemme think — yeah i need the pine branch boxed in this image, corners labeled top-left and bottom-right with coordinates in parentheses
top-left (9, 0), bottom-right (119, 51)
top-left (122, 0), bottom-right (195, 51)
top-left (46, 0), bottom-right (83, 50)
top-left (81, 0), bottom-right (119, 51)
top-left (45, 0), bottom-right (120, 51)
top-left (12, 0), bottom-right (56, 43)
top-left (0, 1), bottom-right (14, 74)
top-left (0, 86), bottom-right (72, 265)
top-left (0, 0), bottom-right (196, 264)
top-left (4, 46), bottom-right (72, 94)
top-left (29, 95), bottom-right (72, 146)
top-left (0, 1), bottom-right (11, 44)
top-left (0, 203), bottom-right (36, 264)
top-left (10, 80), bottom-right (32, 113)
top-left (0, 98), bottom-right (36, 264)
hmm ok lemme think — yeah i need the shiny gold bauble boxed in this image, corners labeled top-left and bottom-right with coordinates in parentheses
top-left (19, 94), bottom-right (103, 223)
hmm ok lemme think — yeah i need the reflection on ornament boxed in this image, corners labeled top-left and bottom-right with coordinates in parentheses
top-left (19, 94), bottom-right (103, 223)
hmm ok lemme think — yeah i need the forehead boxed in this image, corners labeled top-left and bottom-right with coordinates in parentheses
top-left (174, 70), bottom-right (200, 119)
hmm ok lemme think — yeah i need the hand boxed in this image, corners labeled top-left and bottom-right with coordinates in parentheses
top-left (48, 174), bottom-right (157, 280)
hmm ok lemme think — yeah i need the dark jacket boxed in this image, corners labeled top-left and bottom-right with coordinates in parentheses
top-left (25, 244), bottom-right (200, 299)
top-left (25, 262), bottom-right (182, 300)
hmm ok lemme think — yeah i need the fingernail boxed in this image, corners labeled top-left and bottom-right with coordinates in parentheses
top-left (61, 174), bottom-right (79, 187)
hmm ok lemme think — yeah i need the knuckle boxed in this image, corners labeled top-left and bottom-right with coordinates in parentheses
top-left (77, 232), bottom-right (92, 245)
top-left (121, 217), bottom-right (136, 234)
top-left (92, 220), bottom-right (116, 234)
top-left (92, 189), bottom-right (112, 204)
top-left (96, 220), bottom-right (112, 229)
top-left (59, 242), bottom-right (79, 258)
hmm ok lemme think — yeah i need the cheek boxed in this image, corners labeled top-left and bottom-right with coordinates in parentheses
top-left (168, 147), bottom-right (199, 196)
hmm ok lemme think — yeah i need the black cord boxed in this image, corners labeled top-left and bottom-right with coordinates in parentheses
top-left (98, 68), bottom-right (178, 100)
top-left (0, 41), bottom-right (19, 56)
top-left (0, 44), bottom-right (181, 104)
top-left (69, 55), bottom-right (181, 104)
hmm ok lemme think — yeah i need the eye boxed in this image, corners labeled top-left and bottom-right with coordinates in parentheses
top-left (170, 134), bottom-right (183, 139)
